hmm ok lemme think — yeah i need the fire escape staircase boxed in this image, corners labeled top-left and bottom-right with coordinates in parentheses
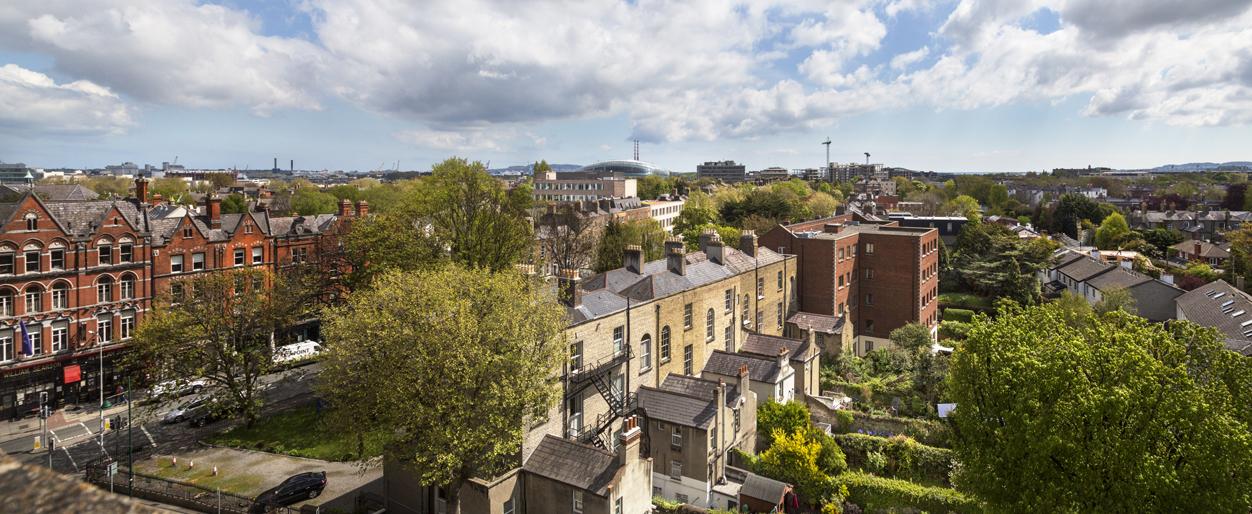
top-left (566, 346), bottom-right (636, 449)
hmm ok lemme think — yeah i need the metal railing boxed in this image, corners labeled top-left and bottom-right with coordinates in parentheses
top-left (84, 459), bottom-right (300, 514)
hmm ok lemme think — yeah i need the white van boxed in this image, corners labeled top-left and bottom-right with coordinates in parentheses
top-left (273, 341), bottom-right (324, 365)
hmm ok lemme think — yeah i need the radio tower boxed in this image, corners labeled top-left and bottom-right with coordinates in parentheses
top-left (633, 139), bottom-right (639, 161)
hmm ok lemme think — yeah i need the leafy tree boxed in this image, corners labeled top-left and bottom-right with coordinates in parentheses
top-left (806, 191), bottom-right (840, 219)
top-left (889, 323), bottom-right (933, 355)
top-left (532, 159), bottom-right (552, 175)
top-left (753, 428), bottom-right (841, 503)
top-left (340, 212), bottom-right (443, 290)
top-left (206, 172), bottom-right (236, 189)
top-left (149, 177), bottom-right (192, 204)
top-left (953, 222), bottom-right (1057, 304)
top-left (638, 175), bottom-right (676, 200)
top-left (1094, 211), bottom-right (1131, 249)
top-left (1223, 183), bottom-right (1247, 210)
top-left (220, 193), bottom-right (248, 214)
top-left (132, 268), bottom-right (313, 426)
top-left (1140, 228), bottom-right (1183, 260)
top-left (592, 218), bottom-right (668, 272)
top-left (536, 204), bottom-right (602, 272)
top-left (416, 157), bottom-right (534, 271)
top-left (947, 303), bottom-right (1252, 512)
top-left (319, 267), bottom-right (565, 514)
top-left (942, 195), bottom-right (981, 221)
top-left (291, 187), bottom-right (338, 215)
top-left (1050, 193), bottom-right (1107, 238)
top-left (757, 401), bottom-right (811, 448)
top-left (1093, 286), bottom-right (1137, 315)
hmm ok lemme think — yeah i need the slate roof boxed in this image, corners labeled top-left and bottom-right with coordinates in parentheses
top-left (0, 183), bottom-right (100, 201)
top-left (523, 435), bottom-right (620, 496)
top-left (637, 385), bottom-right (719, 429)
top-left (1085, 266), bottom-right (1153, 291)
top-left (1176, 280), bottom-right (1252, 356)
top-left (787, 311), bottom-right (843, 334)
top-left (1055, 255), bottom-right (1115, 282)
top-left (1171, 240), bottom-right (1231, 259)
top-left (703, 350), bottom-right (783, 382)
top-left (41, 200), bottom-right (145, 237)
top-left (740, 333), bottom-right (809, 363)
top-left (657, 374), bottom-right (741, 406)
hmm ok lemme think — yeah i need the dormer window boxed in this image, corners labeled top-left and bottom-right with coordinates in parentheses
top-left (24, 213), bottom-right (36, 231)
top-left (244, 223), bottom-right (253, 235)
top-left (183, 227), bottom-right (193, 238)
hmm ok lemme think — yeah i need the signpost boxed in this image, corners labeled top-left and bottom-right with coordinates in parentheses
top-left (107, 461), bottom-right (118, 493)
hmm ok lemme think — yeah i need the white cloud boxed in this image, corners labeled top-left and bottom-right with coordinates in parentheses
top-left (394, 125), bottom-right (545, 152)
top-left (0, 64), bottom-right (132, 134)
top-left (890, 46), bottom-right (930, 70)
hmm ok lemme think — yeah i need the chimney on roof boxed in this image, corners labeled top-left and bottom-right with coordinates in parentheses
top-left (706, 233), bottom-right (725, 265)
top-left (206, 193), bottom-right (222, 229)
top-left (665, 237), bottom-right (686, 275)
top-left (557, 268), bottom-right (582, 307)
top-left (735, 364), bottom-right (750, 400)
top-left (739, 230), bottom-right (758, 257)
top-left (715, 378), bottom-right (728, 481)
top-left (777, 346), bottom-right (789, 372)
top-left (355, 200), bottom-right (369, 217)
top-left (150, 193), bottom-right (163, 206)
top-left (823, 223), bottom-right (843, 234)
top-left (338, 198), bottom-right (352, 217)
top-left (618, 415), bottom-right (642, 468)
top-left (134, 176), bottom-right (149, 204)
top-left (1194, 241), bottom-right (1203, 259)
top-left (699, 229), bottom-right (717, 252)
top-left (624, 245), bottom-right (643, 274)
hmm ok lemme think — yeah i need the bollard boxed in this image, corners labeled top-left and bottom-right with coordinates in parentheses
top-left (171, 456), bottom-right (177, 467)
top-left (212, 466), bottom-right (218, 476)
top-left (34, 436), bottom-right (41, 451)
top-left (188, 460), bottom-right (194, 469)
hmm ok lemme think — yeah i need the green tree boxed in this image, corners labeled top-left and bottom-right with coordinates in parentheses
top-left (806, 191), bottom-right (840, 219)
top-left (532, 159), bottom-right (552, 175)
top-left (416, 157), bottom-right (534, 271)
top-left (942, 194), bottom-right (982, 221)
top-left (340, 212), bottom-right (443, 289)
top-left (220, 193), bottom-right (248, 214)
top-left (889, 323), bottom-right (933, 355)
top-left (1141, 228), bottom-right (1183, 260)
top-left (319, 267), bottom-right (565, 514)
top-left (593, 218), bottom-right (668, 272)
top-left (149, 177), bottom-right (192, 204)
top-left (1094, 211), bottom-right (1131, 249)
top-left (1050, 193), bottom-right (1106, 238)
top-left (948, 303), bottom-right (1252, 512)
top-left (1093, 286), bottom-right (1137, 315)
top-left (131, 268), bottom-right (313, 426)
top-left (753, 428), bottom-right (841, 503)
top-left (757, 400), bottom-right (811, 448)
top-left (290, 188), bottom-right (338, 215)
top-left (953, 223), bottom-right (1057, 303)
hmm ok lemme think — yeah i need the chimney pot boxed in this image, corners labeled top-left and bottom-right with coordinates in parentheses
top-left (558, 268), bottom-right (582, 307)
top-left (706, 234), bottom-right (725, 265)
top-left (739, 230), bottom-right (758, 257)
top-left (624, 245), bottom-right (644, 274)
top-left (205, 193), bottom-right (222, 229)
top-left (665, 237), bottom-right (686, 275)
top-left (355, 200), bottom-right (369, 217)
top-left (338, 198), bottom-right (352, 217)
top-left (134, 177), bottom-right (149, 204)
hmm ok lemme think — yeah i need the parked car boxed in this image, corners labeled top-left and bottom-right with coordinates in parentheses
top-left (148, 378), bottom-right (208, 399)
top-left (249, 471), bottom-right (327, 513)
top-left (161, 396), bottom-right (209, 424)
top-left (272, 341), bottom-right (323, 366)
top-left (186, 399), bottom-right (226, 428)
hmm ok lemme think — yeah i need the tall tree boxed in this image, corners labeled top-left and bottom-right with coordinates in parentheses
top-left (417, 158), bottom-right (534, 271)
top-left (131, 268), bottom-right (313, 426)
top-left (318, 267), bottom-right (565, 514)
top-left (1093, 286), bottom-right (1137, 315)
top-left (947, 303), bottom-right (1252, 512)
top-left (1094, 211), bottom-right (1131, 249)
top-left (593, 218), bottom-right (668, 272)
top-left (1050, 193), bottom-right (1106, 238)
top-left (340, 211), bottom-right (443, 290)
top-left (942, 194), bottom-right (982, 221)
top-left (536, 204), bottom-right (602, 272)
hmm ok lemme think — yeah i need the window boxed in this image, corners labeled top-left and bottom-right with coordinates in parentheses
top-left (683, 303), bottom-right (693, 329)
top-left (615, 497), bottom-right (622, 514)
top-left (292, 247), bottom-right (309, 264)
top-left (0, 291), bottom-right (11, 316)
top-left (710, 426), bottom-right (717, 451)
top-left (97, 277), bottom-right (113, 304)
top-left (51, 283), bottom-right (68, 310)
top-left (171, 254), bottom-right (184, 273)
top-left (24, 250), bottom-right (39, 273)
top-left (724, 289), bottom-right (733, 313)
top-left (192, 252), bottom-right (205, 271)
top-left (865, 319), bottom-right (874, 334)
top-left (572, 491), bottom-right (584, 514)
top-left (705, 309), bottom-right (715, 342)
top-left (838, 275), bottom-right (844, 288)
top-left (0, 330), bottom-right (11, 362)
top-left (252, 246), bottom-right (263, 264)
top-left (865, 268), bottom-right (875, 279)
top-left (865, 242), bottom-right (875, 254)
top-left (234, 248), bottom-right (245, 266)
top-left (569, 342), bottom-right (583, 370)
top-left (51, 323), bottom-right (67, 352)
top-left (120, 312), bottom-right (134, 340)
top-left (567, 395), bottom-right (583, 436)
top-left (670, 459), bottom-right (683, 479)
top-left (121, 276), bottom-right (135, 300)
top-left (660, 326), bottom-right (671, 362)
top-left (119, 243), bottom-right (133, 263)
top-left (244, 223), bottom-right (254, 235)
top-left (865, 294), bottom-right (873, 305)
top-left (683, 345), bottom-right (693, 375)
top-left (776, 302), bottom-right (783, 327)
top-left (503, 498), bottom-right (515, 514)
top-left (756, 310), bottom-right (763, 328)
top-left (182, 227), bottom-right (193, 238)
top-left (866, 340), bottom-right (875, 352)
top-left (777, 270), bottom-right (783, 290)
top-left (757, 277), bottom-right (764, 298)
top-left (672, 426), bottom-right (683, 448)
top-left (742, 294), bottom-right (750, 325)
top-left (0, 253), bottom-right (11, 274)
top-left (27, 328), bottom-right (41, 355)
top-left (613, 326), bottom-right (624, 355)
top-left (24, 213), bottom-right (37, 231)
top-left (640, 334), bottom-right (652, 371)
top-left (724, 324), bottom-right (733, 346)
top-left (24, 286), bottom-right (42, 314)
top-left (98, 243), bottom-right (113, 265)
top-left (676, 494), bottom-right (689, 504)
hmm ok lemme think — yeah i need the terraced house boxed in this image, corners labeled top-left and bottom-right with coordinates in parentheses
top-left (0, 178), bottom-right (354, 420)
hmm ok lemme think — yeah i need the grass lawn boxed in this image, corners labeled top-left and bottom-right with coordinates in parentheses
top-left (937, 292), bottom-right (993, 310)
top-left (138, 459), bottom-right (267, 494)
top-left (208, 405), bottom-right (385, 462)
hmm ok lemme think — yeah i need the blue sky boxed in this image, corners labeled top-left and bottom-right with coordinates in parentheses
top-left (1, 0), bottom-right (1250, 173)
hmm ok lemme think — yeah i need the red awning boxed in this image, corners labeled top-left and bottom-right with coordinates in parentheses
top-left (63, 364), bottom-right (81, 384)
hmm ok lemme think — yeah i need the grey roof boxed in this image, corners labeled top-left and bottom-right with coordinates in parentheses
top-left (1085, 267), bottom-right (1152, 291)
top-left (637, 385), bottom-right (719, 429)
top-left (1172, 240), bottom-right (1231, 259)
top-left (787, 311), bottom-right (843, 334)
top-left (740, 471), bottom-right (790, 503)
top-left (0, 183), bottom-right (100, 201)
top-left (41, 200), bottom-right (145, 237)
top-left (1176, 280), bottom-right (1252, 355)
top-left (658, 374), bottom-right (741, 406)
top-left (703, 350), bottom-right (782, 382)
top-left (740, 333), bottom-right (809, 363)
top-left (1056, 255), bottom-right (1115, 282)
top-left (523, 435), bottom-right (620, 496)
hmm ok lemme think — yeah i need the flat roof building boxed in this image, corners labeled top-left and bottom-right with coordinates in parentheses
top-left (697, 161), bottom-right (747, 183)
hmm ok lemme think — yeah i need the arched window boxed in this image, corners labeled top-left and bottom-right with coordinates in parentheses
top-left (96, 276), bottom-right (114, 304)
top-left (0, 289), bottom-right (12, 316)
top-left (706, 309), bottom-right (715, 342)
top-left (660, 326), bottom-right (671, 361)
top-left (24, 213), bottom-right (36, 231)
top-left (640, 334), bottom-right (652, 371)
top-left (23, 284), bottom-right (42, 314)
top-left (51, 282), bottom-right (69, 310)
top-left (96, 237), bottom-right (114, 266)
top-left (23, 243), bottom-right (41, 273)
top-left (120, 274), bottom-right (136, 300)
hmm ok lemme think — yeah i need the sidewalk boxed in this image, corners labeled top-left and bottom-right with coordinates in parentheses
top-left (0, 401), bottom-right (132, 449)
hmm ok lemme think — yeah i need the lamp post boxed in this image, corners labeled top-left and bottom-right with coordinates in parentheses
top-left (90, 328), bottom-right (105, 448)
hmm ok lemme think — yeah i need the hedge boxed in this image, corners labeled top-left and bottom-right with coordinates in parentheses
top-left (943, 308), bottom-right (975, 323)
top-left (845, 411), bottom-right (952, 448)
top-left (834, 433), bottom-right (954, 486)
top-left (836, 471), bottom-right (983, 514)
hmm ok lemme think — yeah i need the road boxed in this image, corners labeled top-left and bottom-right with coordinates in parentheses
top-left (1, 362), bottom-right (323, 478)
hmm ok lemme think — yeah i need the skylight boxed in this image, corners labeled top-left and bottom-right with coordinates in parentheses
top-left (1233, 310), bottom-right (1247, 318)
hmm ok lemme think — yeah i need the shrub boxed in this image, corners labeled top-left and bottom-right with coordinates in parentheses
top-left (938, 320), bottom-right (971, 340)
top-left (943, 308), bottom-right (975, 323)
top-left (833, 410), bottom-right (855, 433)
top-left (835, 433), bottom-right (954, 486)
top-left (846, 411), bottom-right (952, 448)
top-left (836, 471), bottom-right (983, 514)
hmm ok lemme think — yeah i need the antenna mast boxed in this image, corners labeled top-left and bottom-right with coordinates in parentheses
top-left (633, 139), bottom-right (639, 161)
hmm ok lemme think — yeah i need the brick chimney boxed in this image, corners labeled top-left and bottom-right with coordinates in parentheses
top-left (736, 364), bottom-right (750, 398)
top-left (338, 198), bottom-right (352, 217)
top-left (698, 229), bottom-right (717, 252)
top-left (134, 176), bottom-right (149, 204)
top-left (665, 237), bottom-right (685, 275)
top-left (624, 245), bottom-right (643, 274)
top-left (618, 416), bottom-right (642, 468)
top-left (205, 193), bottom-right (222, 229)
top-left (355, 200), bottom-right (369, 217)
top-left (706, 233), bottom-right (725, 265)
top-left (150, 193), bottom-right (163, 206)
top-left (1193, 241), bottom-right (1202, 259)
top-left (823, 223), bottom-right (843, 234)
top-left (557, 268), bottom-right (582, 307)
top-left (739, 230), bottom-right (758, 257)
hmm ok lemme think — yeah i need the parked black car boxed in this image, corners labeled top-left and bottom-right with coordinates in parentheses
top-left (249, 471), bottom-right (327, 513)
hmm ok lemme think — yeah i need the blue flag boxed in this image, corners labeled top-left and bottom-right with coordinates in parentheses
top-left (19, 320), bottom-right (32, 356)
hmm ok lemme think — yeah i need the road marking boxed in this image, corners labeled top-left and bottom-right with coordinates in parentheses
top-left (60, 445), bottom-right (78, 471)
top-left (141, 425), bottom-right (157, 447)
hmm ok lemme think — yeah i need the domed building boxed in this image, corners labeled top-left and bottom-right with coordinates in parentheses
top-left (578, 159), bottom-right (671, 177)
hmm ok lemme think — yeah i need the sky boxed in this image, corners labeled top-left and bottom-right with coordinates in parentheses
top-left (0, 0), bottom-right (1250, 173)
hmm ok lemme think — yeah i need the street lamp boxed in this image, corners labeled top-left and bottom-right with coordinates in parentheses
top-left (90, 329), bottom-right (105, 448)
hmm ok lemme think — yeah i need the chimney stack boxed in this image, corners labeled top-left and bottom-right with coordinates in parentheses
top-left (699, 229), bottom-right (717, 252)
top-left (665, 237), bottom-right (686, 276)
top-left (739, 230), bottom-right (758, 257)
top-left (290, 159), bottom-right (294, 172)
top-left (558, 268), bottom-right (582, 307)
top-left (706, 233), bottom-right (725, 265)
top-left (624, 245), bottom-right (643, 274)
top-left (134, 176), bottom-right (149, 204)
top-left (736, 364), bottom-right (750, 395)
top-left (355, 200), bottom-right (369, 217)
top-left (776, 346), bottom-right (789, 375)
top-left (338, 198), bottom-right (352, 217)
top-left (1194, 241), bottom-right (1203, 259)
top-left (618, 416), bottom-right (642, 467)
top-left (273, 157), bottom-right (278, 170)
top-left (823, 223), bottom-right (843, 234)
top-left (206, 193), bottom-right (222, 229)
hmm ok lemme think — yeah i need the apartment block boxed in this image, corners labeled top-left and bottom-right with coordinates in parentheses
top-left (696, 161), bottom-right (747, 183)
top-left (760, 216), bottom-right (940, 355)
top-left (534, 171), bottom-right (637, 203)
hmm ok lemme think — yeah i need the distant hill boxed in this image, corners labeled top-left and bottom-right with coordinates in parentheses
top-left (1149, 161), bottom-right (1252, 172)
top-left (489, 163), bottom-right (582, 175)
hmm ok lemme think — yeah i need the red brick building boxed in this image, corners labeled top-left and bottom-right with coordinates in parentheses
top-left (0, 179), bottom-right (355, 419)
top-left (761, 215), bottom-right (939, 355)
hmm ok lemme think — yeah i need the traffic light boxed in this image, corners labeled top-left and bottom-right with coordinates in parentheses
top-left (39, 391), bottom-right (48, 419)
